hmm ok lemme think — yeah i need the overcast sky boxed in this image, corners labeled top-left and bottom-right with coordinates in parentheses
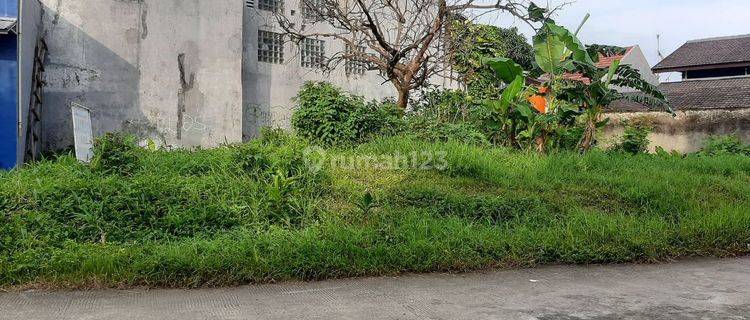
top-left (483, 0), bottom-right (749, 80)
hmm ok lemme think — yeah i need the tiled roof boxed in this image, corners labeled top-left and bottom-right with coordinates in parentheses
top-left (545, 47), bottom-right (633, 85)
top-left (607, 76), bottom-right (750, 112)
top-left (595, 46), bottom-right (632, 69)
top-left (653, 34), bottom-right (750, 72)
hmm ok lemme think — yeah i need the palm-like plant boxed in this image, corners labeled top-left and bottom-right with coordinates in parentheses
top-left (481, 7), bottom-right (672, 152)
top-left (560, 59), bottom-right (672, 151)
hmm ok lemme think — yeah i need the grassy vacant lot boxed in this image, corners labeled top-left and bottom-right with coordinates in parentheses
top-left (1, 134), bottom-right (749, 288)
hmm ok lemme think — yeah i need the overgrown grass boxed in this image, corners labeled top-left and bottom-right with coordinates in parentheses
top-left (1, 135), bottom-right (749, 288)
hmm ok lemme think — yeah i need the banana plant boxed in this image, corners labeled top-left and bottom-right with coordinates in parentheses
top-left (482, 4), bottom-right (670, 152)
top-left (481, 57), bottom-right (533, 148)
top-left (538, 16), bottom-right (670, 151)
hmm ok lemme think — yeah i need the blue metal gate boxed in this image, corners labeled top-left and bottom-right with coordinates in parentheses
top-left (0, 0), bottom-right (18, 170)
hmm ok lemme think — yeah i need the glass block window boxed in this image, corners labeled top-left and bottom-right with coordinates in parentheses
top-left (258, 0), bottom-right (283, 13)
top-left (345, 44), bottom-right (368, 75)
top-left (301, 0), bottom-right (324, 21)
top-left (301, 38), bottom-right (325, 69)
top-left (258, 30), bottom-right (285, 64)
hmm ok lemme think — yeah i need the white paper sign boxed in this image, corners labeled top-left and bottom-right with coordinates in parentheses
top-left (71, 103), bottom-right (94, 163)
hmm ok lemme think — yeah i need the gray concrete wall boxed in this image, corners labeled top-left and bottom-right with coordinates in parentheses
top-left (40, 0), bottom-right (243, 150)
top-left (602, 109), bottom-right (750, 153)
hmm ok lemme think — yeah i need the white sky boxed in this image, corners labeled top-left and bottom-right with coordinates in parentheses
top-left (482, 0), bottom-right (750, 80)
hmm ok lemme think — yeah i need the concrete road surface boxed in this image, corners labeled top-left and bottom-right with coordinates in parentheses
top-left (1, 257), bottom-right (749, 319)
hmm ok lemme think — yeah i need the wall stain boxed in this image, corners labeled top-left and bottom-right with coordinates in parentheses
top-left (140, 3), bottom-right (148, 39)
top-left (177, 53), bottom-right (195, 140)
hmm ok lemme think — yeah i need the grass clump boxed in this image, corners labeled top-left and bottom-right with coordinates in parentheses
top-left (90, 133), bottom-right (142, 175)
top-left (1, 134), bottom-right (749, 288)
top-left (699, 135), bottom-right (750, 156)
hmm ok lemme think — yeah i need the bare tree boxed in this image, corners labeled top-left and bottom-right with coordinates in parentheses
top-left (274, 0), bottom-right (545, 110)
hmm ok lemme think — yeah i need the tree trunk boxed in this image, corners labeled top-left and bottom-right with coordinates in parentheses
top-left (396, 87), bottom-right (410, 111)
top-left (507, 119), bottom-right (518, 148)
top-left (535, 130), bottom-right (548, 153)
top-left (579, 118), bottom-right (597, 153)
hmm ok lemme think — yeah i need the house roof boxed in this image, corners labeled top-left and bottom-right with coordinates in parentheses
top-left (595, 46), bottom-right (633, 69)
top-left (0, 17), bottom-right (17, 35)
top-left (544, 47), bottom-right (634, 85)
top-left (652, 34), bottom-right (750, 73)
top-left (607, 76), bottom-right (750, 112)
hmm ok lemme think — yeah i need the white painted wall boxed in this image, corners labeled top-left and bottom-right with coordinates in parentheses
top-left (616, 45), bottom-right (660, 92)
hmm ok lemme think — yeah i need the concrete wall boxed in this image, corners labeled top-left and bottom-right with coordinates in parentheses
top-left (602, 109), bottom-right (750, 153)
top-left (40, 0), bottom-right (243, 150)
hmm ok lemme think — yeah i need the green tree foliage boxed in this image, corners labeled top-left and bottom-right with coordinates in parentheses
top-left (451, 22), bottom-right (534, 100)
top-left (479, 12), bottom-right (671, 152)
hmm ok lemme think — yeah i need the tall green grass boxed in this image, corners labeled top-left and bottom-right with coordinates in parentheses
top-left (1, 135), bottom-right (748, 288)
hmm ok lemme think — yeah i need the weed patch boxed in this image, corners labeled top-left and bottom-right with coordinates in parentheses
top-left (1, 136), bottom-right (749, 288)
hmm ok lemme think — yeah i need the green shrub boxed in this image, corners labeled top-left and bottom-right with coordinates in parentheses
top-left (90, 133), bottom-right (142, 175)
top-left (612, 121), bottom-right (651, 154)
top-left (405, 117), bottom-right (490, 147)
top-left (410, 87), bottom-right (474, 123)
top-left (700, 135), bottom-right (750, 156)
top-left (292, 82), bottom-right (403, 146)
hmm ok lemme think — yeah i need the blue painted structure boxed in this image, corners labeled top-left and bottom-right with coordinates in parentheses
top-left (0, 0), bottom-right (17, 170)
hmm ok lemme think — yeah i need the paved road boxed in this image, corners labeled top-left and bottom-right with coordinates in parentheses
top-left (2, 258), bottom-right (749, 319)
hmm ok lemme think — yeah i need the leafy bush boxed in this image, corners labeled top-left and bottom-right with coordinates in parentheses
top-left (90, 133), bottom-right (142, 175)
top-left (410, 87), bottom-right (475, 123)
top-left (405, 117), bottom-right (490, 147)
top-left (292, 82), bottom-right (403, 146)
top-left (612, 121), bottom-right (652, 154)
top-left (699, 135), bottom-right (750, 156)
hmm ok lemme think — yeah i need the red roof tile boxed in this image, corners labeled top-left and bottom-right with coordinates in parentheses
top-left (542, 47), bottom-right (633, 84)
top-left (595, 46), bottom-right (632, 69)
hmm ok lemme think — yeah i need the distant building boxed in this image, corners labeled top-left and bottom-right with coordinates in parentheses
top-left (652, 35), bottom-right (750, 80)
top-left (36, 0), bottom-right (450, 152)
top-left (604, 35), bottom-right (750, 153)
top-left (558, 45), bottom-right (660, 90)
top-left (243, 0), bottom-right (402, 139)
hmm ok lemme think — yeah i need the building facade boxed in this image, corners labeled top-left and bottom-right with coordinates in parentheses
top-left (603, 35), bottom-right (750, 153)
top-left (35, 0), bottom-right (439, 151)
top-left (242, 0), bottom-right (400, 139)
